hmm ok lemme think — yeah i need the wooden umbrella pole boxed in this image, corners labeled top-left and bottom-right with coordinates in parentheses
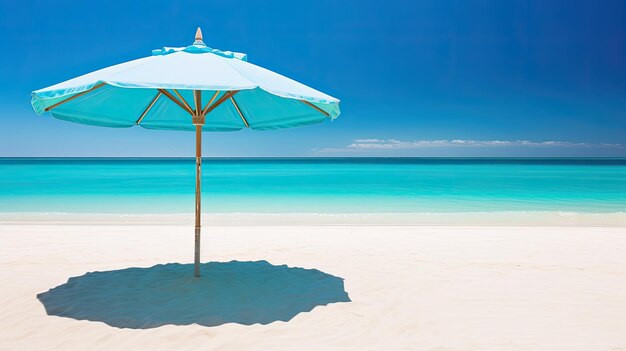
top-left (193, 87), bottom-right (204, 278)
top-left (194, 123), bottom-right (202, 277)
top-left (193, 31), bottom-right (204, 278)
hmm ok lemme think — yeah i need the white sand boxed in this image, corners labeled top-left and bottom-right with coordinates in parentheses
top-left (1, 223), bottom-right (626, 350)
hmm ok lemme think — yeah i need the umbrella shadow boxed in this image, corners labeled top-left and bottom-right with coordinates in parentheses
top-left (37, 260), bottom-right (350, 329)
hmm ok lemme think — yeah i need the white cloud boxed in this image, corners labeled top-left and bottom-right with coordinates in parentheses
top-left (353, 138), bottom-right (384, 143)
top-left (319, 139), bottom-right (622, 152)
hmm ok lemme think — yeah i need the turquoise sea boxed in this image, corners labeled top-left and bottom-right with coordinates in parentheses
top-left (0, 158), bottom-right (625, 214)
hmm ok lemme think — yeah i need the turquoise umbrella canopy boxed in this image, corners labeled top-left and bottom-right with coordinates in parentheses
top-left (31, 28), bottom-right (340, 131)
top-left (30, 28), bottom-right (340, 277)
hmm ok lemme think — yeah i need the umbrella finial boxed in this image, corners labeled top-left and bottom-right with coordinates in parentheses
top-left (195, 27), bottom-right (203, 42)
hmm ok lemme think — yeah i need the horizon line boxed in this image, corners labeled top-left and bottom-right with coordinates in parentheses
top-left (2, 156), bottom-right (626, 160)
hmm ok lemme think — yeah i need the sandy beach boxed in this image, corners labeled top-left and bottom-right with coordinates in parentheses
top-left (2, 221), bottom-right (626, 350)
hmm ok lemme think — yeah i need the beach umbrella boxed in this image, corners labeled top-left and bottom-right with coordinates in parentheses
top-left (30, 28), bottom-right (340, 277)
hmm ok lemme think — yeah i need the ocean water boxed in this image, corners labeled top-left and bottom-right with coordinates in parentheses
top-left (0, 158), bottom-right (625, 214)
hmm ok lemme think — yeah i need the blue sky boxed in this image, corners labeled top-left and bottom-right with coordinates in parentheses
top-left (0, 0), bottom-right (624, 157)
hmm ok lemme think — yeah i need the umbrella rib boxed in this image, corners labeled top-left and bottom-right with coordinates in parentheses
top-left (135, 91), bottom-right (162, 125)
top-left (300, 100), bottom-right (330, 117)
top-left (173, 89), bottom-right (195, 115)
top-left (44, 83), bottom-right (106, 112)
top-left (201, 90), bottom-right (220, 115)
top-left (230, 96), bottom-right (249, 128)
top-left (158, 89), bottom-right (194, 115)
top-left (193, 90), bottom-right (202, 115)
top-left (202, 90), bottom-right (240, 117)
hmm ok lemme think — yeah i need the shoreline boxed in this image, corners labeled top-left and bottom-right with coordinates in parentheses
top-left (1, 211), bottom-right (625, 226)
